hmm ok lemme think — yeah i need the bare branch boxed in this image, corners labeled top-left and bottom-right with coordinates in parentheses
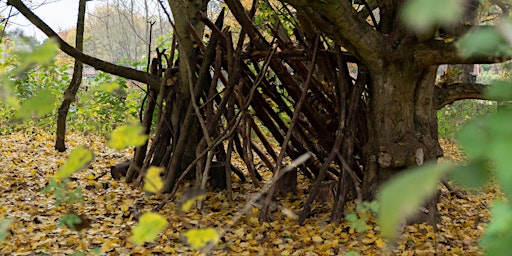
top-left (7, 0), bottom-right (161, 89)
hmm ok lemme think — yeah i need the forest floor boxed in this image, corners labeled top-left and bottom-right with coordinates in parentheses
top-left (0, 130), bottom-right (501, 255)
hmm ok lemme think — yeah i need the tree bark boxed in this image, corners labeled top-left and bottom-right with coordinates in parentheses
top-left (161, 0), bottom-right (210, 193)
top-left (55, 0), bottom-right (87, 152)
top-left (362, 63), bottom-right (443, 224)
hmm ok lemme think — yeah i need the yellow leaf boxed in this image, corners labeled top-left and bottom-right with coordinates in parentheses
top-left (108, 125), bottom-right (148, 150)
top-left (120, 204), bottom-right (129, 212)
top-left (55, 147), bottom-right (94, 179)
top-left (131, 213), bottom-right (168, 245)
top-left (375, 238), bottom-right (386, 249)
top-left (143, 166), bottom-right (164, 193)
top-left (312, 235), bottom-right (322, 243)
top-left (182, 228), bottom-right (219, 250)
top-left (100, 82), bottom-right (120, 93)
top-left (179, 189), bottom-right (206, 212)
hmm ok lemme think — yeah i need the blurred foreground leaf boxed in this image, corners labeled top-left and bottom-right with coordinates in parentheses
top-left (0, 219), bottom-right (13, 242)
top-left (108, 125), bottom-right (148, 150)
top-left (401, 0), bottom-right (461, 32)
top-left (13, 88), bottom-right (55, 121)
top-left (131, 212), bottom-right (168, 246)
top-left (378, 162), bottom-right (452, 241)
top-left (143, 166), bottom-right (164, 193)
top-left (458, 27), bottom-right (512, 57)
top-left (182, 228), bottom-right (219, 250)
top-left (55, 147), bottom-right (94, 179)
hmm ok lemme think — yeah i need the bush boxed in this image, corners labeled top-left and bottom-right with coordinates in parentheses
top-left (437, 99), bottom-right (497, 140)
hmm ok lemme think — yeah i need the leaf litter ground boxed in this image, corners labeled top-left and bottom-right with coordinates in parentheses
top-left (0, 131), bottom-right (498, 255)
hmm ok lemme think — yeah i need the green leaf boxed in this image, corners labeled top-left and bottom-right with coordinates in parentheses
top-left (457, 27), bottom-right (512, 57)
top-left (449, 160), bottom-right (490, 189)
top-left (181, 228), bottom-right (219, 250)
top-left (378, 162), bottom-right (452, 241)
top-left (0, 80), bottom-right (20, 110)
top-left (401, 0), bottom-right (462, 32)
top-left (59, 213), bottom-right (82, 230)
top-left (131, 212), bottom-right (168, 246)
top-left (22, 38), bottom-right (59, 66)
top-left (108, 125), bottom-right (148, 150)
top-left (55, 147), bottom-right (94, 179)
top-left (14, 38), bottom-right (58, 73)
top-left (13, 88), bottom-right (56, 121)
top-left (143, 166), bottom-right (164, 193)
top-left (484, 110), bottom-right (512, 197)
top-left (490, 140), bottom-right (512, 198)
top-left (456, 119), bottom-right (490, 159)
top-left (480, 201), bottom-right (512, 255)
top-left (485, 80), bottom-right (512, 101)
top-left (0, 219), bottom-right (13, 242)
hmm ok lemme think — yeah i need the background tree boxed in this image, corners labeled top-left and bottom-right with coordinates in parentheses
top-left (83, 0), bottom-right (171, 65)
top-left (55, 0), bottom-right (87, 152)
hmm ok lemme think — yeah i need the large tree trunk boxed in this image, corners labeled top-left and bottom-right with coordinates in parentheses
top-left (363, 63), bottom-right (443, 223)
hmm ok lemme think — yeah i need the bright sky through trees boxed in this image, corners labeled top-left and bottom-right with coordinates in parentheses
top-left (5, 0), bottom-right (100, 41)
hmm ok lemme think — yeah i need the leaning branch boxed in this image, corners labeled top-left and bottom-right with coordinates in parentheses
top-left (7, 0), bottom-right (161, 89)
top-left (415, 35), bottom-right (512, 67)
top-left (435, 82), bottom-right (488, 109)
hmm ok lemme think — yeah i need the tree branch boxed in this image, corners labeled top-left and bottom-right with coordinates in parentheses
top-left (414, 31), bottom-right (512, 67)
top-left (7, 0), bottom-right (161, 89)
top-left (435, 82), bottom-right (488, 109)
top-left (283, 0), bottom-right (381, 61)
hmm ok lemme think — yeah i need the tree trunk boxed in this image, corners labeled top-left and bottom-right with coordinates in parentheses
top-left (363, 63), bottom-right (443, 224)
top-left (160, 0), bottom-right (209, 193)
top-left (55, 0), bottom-right (86, 152)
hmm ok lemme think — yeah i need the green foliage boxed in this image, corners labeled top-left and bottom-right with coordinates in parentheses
top-left (457, 108), bottom-right (512, 198)
top-left (485, 79), bottom-right (512, 101)
top-left (70, 72), bottom-right (142, 134)
top-left (480, 200), bottom-right (512, 255)
top-left (378, 162), bottom-right (452, 241)
top-left (450, 159), bottom-right (491, 189)
top-left (130, 212), bottom-right (168, 245)
top-left (437, 100), bottom-right (496, 140)
top-left (0, 37), bottom-right (143, 135)
top-left (13, 88), bottom-right (56, 121)
top-left (41, 179), bottom-right (84, 208)
top-left (458, 25), bottom-right (512, 57)
top-left (0, 39), bottom-right (62, 130)
top-left (346, 201), bottom-right (379, 233)
top-left (59, 213), bottom-right (83, 230)
top-left (401, 0), bottom-right (462, 32)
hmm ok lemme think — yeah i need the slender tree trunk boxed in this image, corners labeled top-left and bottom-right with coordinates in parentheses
top-left (55, 0), bottom-right (87, 152)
